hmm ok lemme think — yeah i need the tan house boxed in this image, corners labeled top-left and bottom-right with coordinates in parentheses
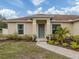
top-left (3, 14), bottom-right (79, 39)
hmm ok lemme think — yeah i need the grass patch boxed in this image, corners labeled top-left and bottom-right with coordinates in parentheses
top-left (0, 41), bottom-right (69, 59)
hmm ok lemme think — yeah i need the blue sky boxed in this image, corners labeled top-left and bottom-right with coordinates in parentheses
top-left (0, 0), bottom-right (79, 19)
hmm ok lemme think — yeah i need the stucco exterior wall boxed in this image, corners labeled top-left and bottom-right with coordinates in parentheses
top-left (8, 23), bottom-right (16, 34)
top-left (61, 23), bottom-right (73, 34)
top-left (7, 22), bottom-right (73, 35)
top-left (8, 23), bottom-right (33, 35)
top-left (24, 23), bottom-right (32, 35)
top-left (72, 21), bottom-right (79, 35)
top-left (8, 20), bottom-right (79, 36)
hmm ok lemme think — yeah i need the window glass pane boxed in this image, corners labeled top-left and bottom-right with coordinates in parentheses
top-left (18, 24), bottom-right (24, 34)
top-left (52, 24), bottom-right (61, 34)
top-left (18, 30), bottom-right (23, 34)
top-left (18, 24), bottom-right (24, 30)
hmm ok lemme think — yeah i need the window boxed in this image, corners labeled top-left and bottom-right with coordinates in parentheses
top-left (17, 24), bottom-right (24, 34)
top-left (52, 24), bottom-right (61, 34)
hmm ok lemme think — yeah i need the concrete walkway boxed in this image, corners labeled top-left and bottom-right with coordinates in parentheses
top-left (37, 42), bottom-right (79, 59)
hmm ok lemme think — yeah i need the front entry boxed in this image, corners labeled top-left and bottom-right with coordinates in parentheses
top-left (38, 24), bottom-right (45, 38)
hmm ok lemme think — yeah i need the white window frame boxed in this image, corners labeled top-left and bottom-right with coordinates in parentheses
top-left (16, 23), bottom-right (25, 35)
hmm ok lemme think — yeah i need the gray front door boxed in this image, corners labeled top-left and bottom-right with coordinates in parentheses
top-left (38, 24), bottom-right (45, 38)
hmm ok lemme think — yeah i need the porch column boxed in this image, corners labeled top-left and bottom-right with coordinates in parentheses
top-left (33, 19), bottom-right (37, 35)
top-left (46, 19), bottom-right (51, 35)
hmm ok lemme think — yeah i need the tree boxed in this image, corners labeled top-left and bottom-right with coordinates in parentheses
top-left (55, 27), bottom-right (70, 44)
top-left (0, 15), bottom-right (6, 20)
top-left (0, 15), bottom-right (7, 33)
top-left (0, 20), bottom-right (7, 28)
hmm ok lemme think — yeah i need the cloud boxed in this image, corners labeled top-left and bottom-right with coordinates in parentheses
top-left (27, 10), bottom-right (33, 15)
top-left (6, 0), bottom-right (25, 8)
top-left (63, 6), bottom-right (79, 12)
top-left (45, 7), bottom-right (66, 14)
top-left (27, 7), bottom-right (66, 15)
top-left (29, 0), bottom-right (79, 15)
top-left (27, 0), bottom-right (79, 15)
top-left (27, 7), bottom-right (43, 14)
top-left (0, 9), bottom-right (18, 19)
top-left (62, 0), bottom-right (79, 15)
top-left (76, 0), bottom-right (79, 1)
top-left (62, 6), bottom-right (79, 15)
top-left (68, 0), bottom-right (79, 5)
top-left (75, 2), bottom-right (79, 5)
top-left (32, 0), bottom-right (46, 6)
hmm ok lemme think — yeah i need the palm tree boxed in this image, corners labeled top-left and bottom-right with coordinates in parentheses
top-left (55, 27), bottom-right (70, 44)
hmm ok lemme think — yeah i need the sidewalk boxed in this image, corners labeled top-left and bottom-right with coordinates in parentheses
top-left (37, 42), bottom-right (79, 59)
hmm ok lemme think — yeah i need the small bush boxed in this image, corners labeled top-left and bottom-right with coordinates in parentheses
top-left (70, 42), bottom-right (79, 49)
top-left (7, 34), bottom-right (22, 41)
top-left (73, 35), bottom-right (79, 39)
top-left (7, 34), bottom-right (33, 42)
top-left (54, 41), bottom-right (59, 45)
top-left (0, 34), bottom-right (35, 42)
top-left (72, 35), bottom-right (79, 43)
top-left (64, 36), bottom-right (73, 44)
top-left (22, 35), bottom-right (32, 42)
top-left (47, 40), bottom-right (54, 44)
top-left (62, 43), bottom-right (69, 47)
top-left (0, 34), bottom-right (8, 40)
top-left (49, 34), bottom-right (55, 40)
top-left (0, 34), bottom-right (7, 38)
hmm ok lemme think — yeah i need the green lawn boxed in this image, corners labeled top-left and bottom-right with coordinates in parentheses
top-left (0, 41), bottom-right (69, 59)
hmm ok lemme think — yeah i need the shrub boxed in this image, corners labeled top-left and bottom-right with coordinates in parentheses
top-left (72, 35), bottom-right (79, 43)
top-left (7, 34), bottom-right (33, 41)
top-left (7, 34), bottom-right (22, 41)
top-left (62, 43), bottom-right (69, 47)
top-left (47, 40), bottom-right (54, 45)
top-left (70, 42), bottom-right (79, 49)
top-left (55, 27), bottom-right (70, 44)
top-left (22, 35), bottom-right (32, 42)
top-left (50, 34), bottom-right (57, 41)
top-left (64, 36), bottom-right (73, 44)
top-left (54, 41), bottom-right (59, 45)
top-left (6, 34), bottom-right (13, 40)
top-left (0, 34), bottom-right (35, 42)
top-left (73, 35), bottom-right (79, 39)
top-left (0, 34), bottom-right (7, 38)
top-left (0, 34), bottom-right (8, 40)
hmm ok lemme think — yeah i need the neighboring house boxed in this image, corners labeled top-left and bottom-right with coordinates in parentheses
top-left (3, 14), bottom-right (79, 38)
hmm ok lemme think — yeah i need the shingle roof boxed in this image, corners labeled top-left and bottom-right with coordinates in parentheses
top-left (27, 14), bottom-right (54, 18)
top-left (8, 17), bottom-right (28, 20)
top-left (53, 15), bottom-right (79, 20)
top-left (8, 14), bottom-right (79, 20)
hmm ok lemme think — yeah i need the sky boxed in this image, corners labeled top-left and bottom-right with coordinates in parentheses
top-left (0, 0), bottom-right (79, 19)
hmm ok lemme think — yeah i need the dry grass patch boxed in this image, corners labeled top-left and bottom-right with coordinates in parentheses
top-left (0, 41), bottom-right (69, 59)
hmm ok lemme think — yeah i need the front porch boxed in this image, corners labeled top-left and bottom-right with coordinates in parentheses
top-left (32, 18), bottom-right (51, 40)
